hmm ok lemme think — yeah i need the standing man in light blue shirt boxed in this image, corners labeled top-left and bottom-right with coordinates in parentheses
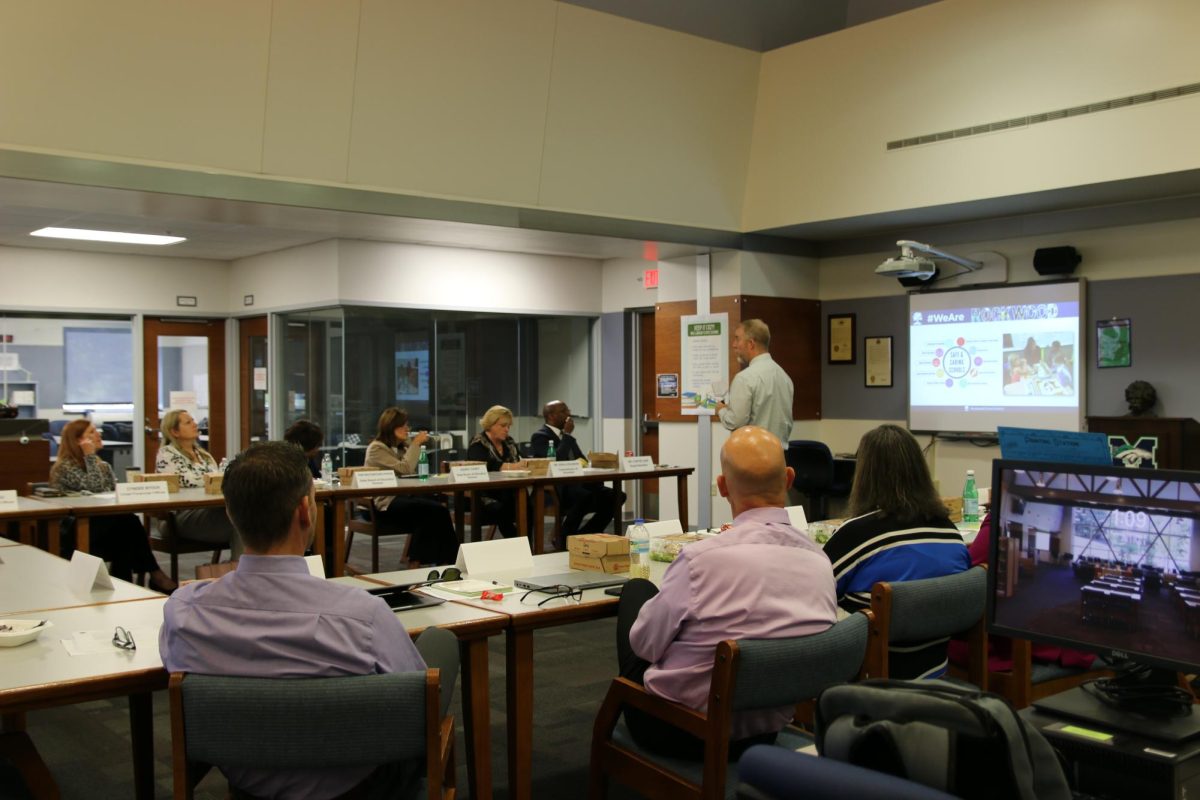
top-left (716, 319), bottom-right (794, 446)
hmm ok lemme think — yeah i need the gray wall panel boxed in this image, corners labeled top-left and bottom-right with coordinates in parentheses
top-left (600, 311), bottom-right (626, 418)
top-left (821, 275), bottom-right (1200, 424)
top-left (820, 295), bottom-right (908, 421)
top-left (1086, 274), bottom-right (1200, 420)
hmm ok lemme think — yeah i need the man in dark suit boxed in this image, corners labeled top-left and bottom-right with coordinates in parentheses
top-left (530, 400), bottom-right (625, 538)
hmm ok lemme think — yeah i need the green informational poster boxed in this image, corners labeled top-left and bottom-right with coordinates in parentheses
top-left (1096, 319), bottom-right (1131, 368)
top-left (679, 313), bottom-right (729, 415)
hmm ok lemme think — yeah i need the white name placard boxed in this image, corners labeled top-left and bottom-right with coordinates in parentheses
top-left (549, 460), bottom-right (583, 478)
top-left (68, 550), bottom-right (114, 593)
top-left (115, 481), bottom-right (171, 502)
top-left (0, 489), bottom-right (17, 512)
top-left (352, 470), bottom-right (397, 489)
top-left (304, 554), bottom-right (326, 578)
top-left (621, 455), bottom-right (655, 472)
top-left (450, 464), bottom-right (490, 483)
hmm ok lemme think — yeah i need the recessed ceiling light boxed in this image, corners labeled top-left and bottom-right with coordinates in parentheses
top-left (30, 227), bottom-right (186, 246)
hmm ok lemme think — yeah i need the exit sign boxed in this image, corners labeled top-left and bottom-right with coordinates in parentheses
top-left (643, 268), bottom-right (659, 289)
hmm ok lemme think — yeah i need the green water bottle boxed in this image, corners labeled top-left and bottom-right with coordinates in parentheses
top-left (547, 440), bottom-right (556, 459)
top-left (417, 445), bottom-right (429, 482)
top-left (962, 469), bottom-right (979, 523)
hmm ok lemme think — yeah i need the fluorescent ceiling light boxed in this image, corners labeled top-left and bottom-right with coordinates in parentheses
top-left (30, 226), bottom-right (186, 246)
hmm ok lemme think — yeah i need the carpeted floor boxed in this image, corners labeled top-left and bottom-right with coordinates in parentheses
top-left (1, 535), bottom-right (649, 799)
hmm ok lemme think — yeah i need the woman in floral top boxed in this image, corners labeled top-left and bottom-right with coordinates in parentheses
top-left (155, 409), bottom-right (241, 559)
top-left (465, 405), bottom-right (528, 538)
top-left (50, 420), bottom-right (176, 592)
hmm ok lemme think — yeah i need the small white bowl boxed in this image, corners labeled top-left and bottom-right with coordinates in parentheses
top-left (0, 619), bottom-right (53, 647)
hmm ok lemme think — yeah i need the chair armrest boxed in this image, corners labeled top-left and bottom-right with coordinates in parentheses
top-left (593, 677), bottom-right (711, 742)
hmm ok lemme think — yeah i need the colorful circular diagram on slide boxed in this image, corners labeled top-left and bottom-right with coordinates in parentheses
top-left (932, 338), bottom-right (983, 387)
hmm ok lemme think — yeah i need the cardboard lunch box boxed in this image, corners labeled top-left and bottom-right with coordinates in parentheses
top-left (135, 472), bottom-right (180, 493)
top-left (568, 533), bottom-right (631, 574)
top-left (337, 466), bottom-right (394, 484)
top-left (203, 473), bottom-right (223, 495)
top-left (525, 457), bottom-right (553, 476)
top-left (588, 451), bottom-right (619, 469)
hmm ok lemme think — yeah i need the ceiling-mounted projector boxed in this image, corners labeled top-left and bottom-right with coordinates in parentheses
top-left (876, 240), bottom-right (983, 284)
top-left (875, 255), bottom-right (938, 280)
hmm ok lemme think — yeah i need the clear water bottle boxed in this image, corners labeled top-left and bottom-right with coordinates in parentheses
top-left (547, 439), bottom-right (556, 459)
top-left (963, 469), bottom-right (979, 523)
top-left (628, 518), bottom-right (650, 580)
top-left (417, 445), bottom-right (430, 481)
top-left (218, 457), bottom-right (229, 473)
top-left (320, 453), bottom-right (333, 483)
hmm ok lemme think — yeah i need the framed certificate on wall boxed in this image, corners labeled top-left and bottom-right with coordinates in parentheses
top-left (828, 313), bottom-right (856, 364)
top-left (865, 336), bottom-right (893, 388)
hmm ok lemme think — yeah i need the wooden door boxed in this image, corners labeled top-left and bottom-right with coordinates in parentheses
top-left (143, 317), bottom-right (226, 468)
top-left (239, 316), bottom-right (269, 450)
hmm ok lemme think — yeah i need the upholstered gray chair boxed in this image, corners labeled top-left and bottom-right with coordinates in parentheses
top-left (169, 629), bottom-right (459, 800)
top-left (869, 565), bottom-right (988, 687)
top-left (590, 611), bottom-right (880, 800)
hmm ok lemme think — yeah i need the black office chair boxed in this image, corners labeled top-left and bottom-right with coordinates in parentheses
top-left (785, 440), bottom-right (838, 521)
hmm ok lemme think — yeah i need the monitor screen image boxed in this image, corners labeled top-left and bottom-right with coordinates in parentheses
top-left (988, 459), bottom-right (1200, 676)
top-left (909, 280), bottom-right (1084, 434)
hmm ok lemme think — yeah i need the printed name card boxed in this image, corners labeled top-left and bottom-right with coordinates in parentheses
top-left (115, 481), bottom-right (171, 502)
top-left (352, 470), bottom-right (397, 489)
top-left (549, 460), bottom-right (583, 478)
top-left (620, 455), bottom-right (655, 472)
top-left (450, 464), bottom-right (490, 483)
top-left (304, 554), bottom-right (326, 578)
top-left (0, 489), bottom-right (18, 512)
top-left (68, 550), bottom-right (115, 593)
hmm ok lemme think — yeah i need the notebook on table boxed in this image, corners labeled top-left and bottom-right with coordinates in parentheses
top-left (514, 572), bottom-right (628, 593)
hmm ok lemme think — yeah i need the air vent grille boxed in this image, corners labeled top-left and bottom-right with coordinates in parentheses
top-left (886, 81), bottom-right (1200, 151)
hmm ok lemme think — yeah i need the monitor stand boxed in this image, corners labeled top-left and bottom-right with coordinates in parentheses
top-left (1033, 686), bottom-right (1200, 744)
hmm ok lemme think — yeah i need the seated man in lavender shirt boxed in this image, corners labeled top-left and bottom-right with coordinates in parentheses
top-left (160, 441), bottom-right (427, 800)
top-left (617, 426), bottom-right (839, 759)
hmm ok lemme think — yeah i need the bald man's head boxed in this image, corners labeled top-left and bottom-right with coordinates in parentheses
top-left (717, 427), bottom-right (792, 514)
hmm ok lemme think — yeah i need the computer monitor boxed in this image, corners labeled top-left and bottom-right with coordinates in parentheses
top-left (988, 458), bottom-right (1200, 740)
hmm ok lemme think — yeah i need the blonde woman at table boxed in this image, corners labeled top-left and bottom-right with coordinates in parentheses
top-left (364, 407), bottom-right (458, 566)
top-left (50, 419), bottom-right (176, 592)
top-left (465, 404), bottom-right (528, 538)
top-left (155, 409), bottom-right (241, 559)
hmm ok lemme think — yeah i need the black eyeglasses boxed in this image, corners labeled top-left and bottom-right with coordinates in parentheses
top-left (112, 626), bottom-right (136, 651)
top-left (521, 585), bottom-right (583, 607)
top-left (426, 567), bottom-right (462, 582)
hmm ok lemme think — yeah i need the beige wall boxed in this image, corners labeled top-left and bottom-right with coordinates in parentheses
top-left (0, 245), bottom-right (230, 314)
top-left (743, 0), bottom-right (1200, 230)
top-left (0, 0), bottom-right (759, 232)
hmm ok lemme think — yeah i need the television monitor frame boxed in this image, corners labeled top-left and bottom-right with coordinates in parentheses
top-left (984, 460), bottom-right (1200, 743)
top-left (987, 458), bottom-right (1200, 677)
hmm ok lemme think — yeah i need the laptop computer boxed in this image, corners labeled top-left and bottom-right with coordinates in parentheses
top-left (366, 583), bottom-right (447, 611)
top-left (514, 572), bottom-right (628, 592)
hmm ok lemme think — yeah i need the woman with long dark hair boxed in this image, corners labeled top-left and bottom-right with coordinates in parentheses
top-left (51, 419), bottom-right (176, 592)
top-left (822, 424), bottom-right (969, 679)
top-left (364, 407), bottom-right (459, 566)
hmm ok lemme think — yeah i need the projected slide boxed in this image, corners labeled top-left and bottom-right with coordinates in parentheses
top-left (909, 282), bottom-right (1083, 433)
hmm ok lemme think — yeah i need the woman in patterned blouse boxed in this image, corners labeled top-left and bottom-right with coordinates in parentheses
top-left (50, 420), bottom-right (176, 592)
top-left (155, 409), bottom-right (241, 559)
top-left (465, 405), bottom-right (528, 538)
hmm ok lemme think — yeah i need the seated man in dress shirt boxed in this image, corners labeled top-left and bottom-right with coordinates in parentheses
top-left (615, 426), bottom-right (838, 759)
top-left (160, 441), bottom-right (427, 800)
top-left (530, 400), bottom-right (625, 538)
